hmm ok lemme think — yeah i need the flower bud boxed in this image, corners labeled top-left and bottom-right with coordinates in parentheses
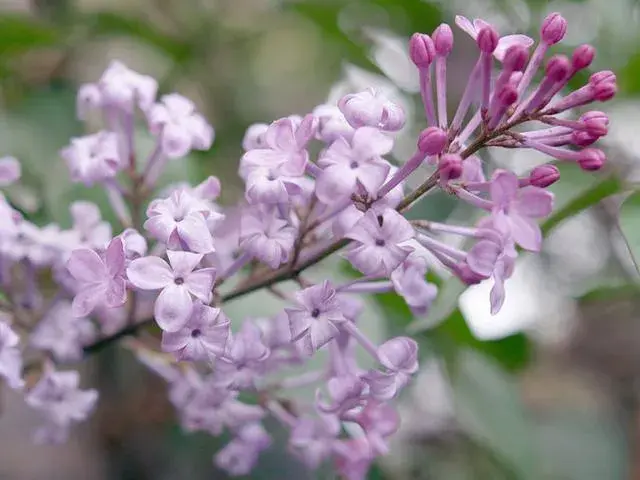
top-left (572, 44), bottom-right (596, 71)
top-left (409, 33), bottom-right (436, 68)
top-left (438, 153), bottom-right (463, 180)
top-left (77, 84), bottom-right (102, 120)
top-left (477, 26), bottom-right (499, 53)
top-left (572, 130), bottom-right (598, 147)
top-left (496, 84), bottom-right (518, 106)
top-left (578, 148), bottom-right (605, 171)
top-left (433, 23), bottom-right (454, 56)
top-left (593, 82), bottom-right (617, 101)
top-left (545, 55), bottom-right (571, 82)
top-left (377, 337), bottom-right (419, 374)
top-left (242, 123), bottom-right (269, 150)
top-left (529, 164), bottom-right (560, 188)
top-left (590, 70), bottom-right (616, 86)
top-left (584, 118), bottom-right (608, 137)
top-left (417, 127), bottom-right (447, 155)
top-left (541, 12), bottom-right (567, 45)
top-left (503, 45), bottom-right (529, 72)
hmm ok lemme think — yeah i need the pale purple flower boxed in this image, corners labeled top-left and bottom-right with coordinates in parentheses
top-left (0, 320), bottom-right (23, 389)
top-left (315, 127), bottom-right (392, 204)
top-left (213, 321), bottom-right (270, 390)
top-left (147, 93), bottom-right (214, 158)
top-left (353, 401), bottom-right (400, 455)
top-left (69, 201), bottom-right (112, 249)
top-left (312, 104), bottom-right (354, 143)
top-left (26, 367), bottom-right (98, 443)
top-left (145, 189), bottom-right (221, 253)
top-left (489, 169), bottom-right (553, 251)
top-left (377, 337), bottom-right (419, 375)
top-left (120, 228), bottom-right (148, 260)
top-left (289, 414), bottom-right (341, 469)
top-left (126, 251), bottom-right (216, 332)
top-left (239, 208), bottom-right (296, 269)
top-left (214, 423), bottom-right (271, 476)
top-left (338, 89), bottom-right (405, 131)
top-left (286, 281), bottom-right (347, 356)
top-left (315, 375), bottom-right (366, 414)
top-left (391, 257), bottom-right (438, 316)
top-left (345, 208), bottom-right (414, 276)
top-left (239, 115), bottom-right (315, 179)
top-left (66, 236), bottom-right (127, 317)
top-left (61, 131), bottom-right (122, 186)
top-left (245, 166), bottom-right (307, 205)
top-left (0, 156), bottom-right (21, 186)
top-left (242, 123), bottom-right (269, 150)
top-left (161, 301), bottom-right (230, 362)
top-left (362, 369), bottom-right (411, 401)
top-left (81, 60), bottom-right (157, 113)
top-left (455, 16), bottom-right (533, 61)
top-left (0, 221), bottom-right (60, 267)
top-left (30, 301), bottom-right (96, 361)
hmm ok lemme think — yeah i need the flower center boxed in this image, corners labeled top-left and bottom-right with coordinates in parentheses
top-left (174, 277), bottom-right (185, 285)
top-left (191, 328), bottom-right (202, 338)
top-left (375, 238), bottom-right (385, 247)
top-left (350, 161), bottom-right (359, 169)
top-left (311, 308), bottom-right (320, 318)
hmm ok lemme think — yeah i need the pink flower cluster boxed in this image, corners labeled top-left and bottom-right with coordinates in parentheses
top-left (0, 12), bottom-right (615, 479)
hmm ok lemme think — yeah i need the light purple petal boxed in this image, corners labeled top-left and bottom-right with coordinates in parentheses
top-left (514, 188), bottom-right (554, 218)
top-left (144, 214), bottom-right (176, 243)
top-left (154, 284), bottom-right (194, 332)
top-left (105, 236), bottom-right (125, 277)
top-left (467, 240), bottom-right (501, 277)
top-left (455, 15), bottom-right (477, 38)
top-left (167, 250), bottom-right (203, 277)
top-left (67, 249), bottom-right (107, 283)
top-left (127, 256), bottom-right (173, 290)
top-left (315, 164), bottom-right (357, 204)
top-left (71, 283), bottom-right (105, 317)
top-left (184, 268), bottom-right (216, 302)
top-left (177, 213), bottom-right (214, 253)
top-left (0, 156), bottom-right (21, 186)
top-left (490, 170), bottom-right (519, 207)
top-left (494, 34), bottom-right (534, 62)
top-left (105, 277), bottom-right (127, 308)
top-left (508, 214), bottom-right (542, 251)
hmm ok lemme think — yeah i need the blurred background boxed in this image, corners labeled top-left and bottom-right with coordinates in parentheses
top-left (1, 0), bottom-right (640, 478)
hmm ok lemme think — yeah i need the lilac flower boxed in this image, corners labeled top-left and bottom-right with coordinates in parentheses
top-left (315, 375), bottom-right (366, 414)
top-left (345, 208), bottom-right (414, 276)
top-left (455, 16), bottom-right (533, 61)
top-left (362, 369), bottom-right (411, 401)
top-left (338, 89), bottom-right (405, 131)
top-left (0, 220), bottom-right (59, 267)
top-left (239, 115), bottom-right (315, 178)
top-left (239, 208), bottom-right (296, 269)
top-left (489, 170), bottom-right (553, 251)
top-left (289, 414), bottom-right (341, 469)
top-left (313, 104), bottom-right (354, 143)
top-left (214, 423), bottom-right (271, 476)
top-left (120, 228), bottom-right (148, 260)
top-left (127, 251), bottom-right (216, 332)
top-left (30, 301), bottom-right (96, 361)
top-left (61, 131), bottom-right (121, 186)
top-left (145, 189), bottom-right (220, 253)
top-left (69, 201), bottom-right (112, 249)
top-left (78, 60), bottom-right (158, 114)
top-left (242, 123), bottom-right (269, 150)
top-left (391, 257), bottom-right (438, 316)
top-left (0, 156), bottom-right (21, 186)
top-left (147, 93), bottom-right (214, 158)
top-left (286, 281), bottom-right (347, 356)
top-left (66, 236), bottom-right (127, 317)
top-left (161, 301), bottom-right (230, 362)
top-left (245, 165), bottom-right (307, 205)
top-left (213, 321), bottom-right (270, 390)
top-left (26, 367), bottom-right (98, 444)
top-left (315, 127), bottom-right (392, 204)
top-left (353, 401), bottom-right (400, 455)
top-left (0, 320), bottom-right (23, 389)
top-left (377, 337), bottom-right (419, 375)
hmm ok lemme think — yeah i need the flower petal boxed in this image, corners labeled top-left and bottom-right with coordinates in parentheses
top-left (71, 283), bottom-right (106, 317)
top-left (127, 256), bottom-right (173, 290)
top-left (67, 248), bottom-right (107, 283)
top-left (176, 213), bottom-right (214, 253)
top-left (154, 284), bottom-right (194, 332)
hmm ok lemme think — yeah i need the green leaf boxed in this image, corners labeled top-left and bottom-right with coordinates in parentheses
top-left (451, 349), bottom-right (536, 480)
top-left (0, 15), bottom-right (60, 56)
top-left (618, 190), bottom-right (640, 275)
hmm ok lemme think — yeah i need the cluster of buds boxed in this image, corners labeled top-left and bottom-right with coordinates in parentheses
top-left (0, 12), bottom-right (615, 479)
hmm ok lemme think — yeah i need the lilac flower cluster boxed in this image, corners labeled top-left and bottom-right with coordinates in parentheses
top-left (0, 13), bottom-right (615, 479)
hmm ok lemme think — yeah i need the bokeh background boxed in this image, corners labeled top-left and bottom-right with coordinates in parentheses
top-left (1, 0), bottom-right (640, 478)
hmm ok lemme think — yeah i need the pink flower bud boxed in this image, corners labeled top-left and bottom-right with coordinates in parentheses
top-left (572, 130), bottom-right (598, 147)
top-left (572, 44), bottom-right (596, 71)
top-left (545, 55), bottom-right (571, 82)
top-left (477, 26), bottom-right (499, 53)
top-left (529, 164), bottom-right (560, 187)
top-left (432, 23), bottom-right (454, 56)
top-left (593, 82), bottom-right (617, 101)
top-left (409, 33), bottom-right (436, 68)
top-left (541, 12), bottom-right (567, 45)
top-left (590, 70), bottom-right (616, 86)
top-left (417, 127), bottom-right (447, 155)
top-left (503, 45), bottom-right (529, 72)
top-left (584, 118), bottom-right (608, 137)
top-left (578, 148), bottom-right (606, 171)
top-left (439, 153), bottom-right (463, 180)
top-left (580, 110), bottom-right (609, 124)
top-left (497, 84), bottom-right (518, 106)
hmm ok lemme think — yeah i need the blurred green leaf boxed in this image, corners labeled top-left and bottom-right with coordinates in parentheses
top-left (0, 15), bottom-right (60, 56)
top-left (451, 349), bottom-right (536, 480)
top-left (618, 190), bottom-right (640, 275)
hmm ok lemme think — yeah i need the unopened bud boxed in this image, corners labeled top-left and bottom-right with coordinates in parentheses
top-left (572, 44), bottom-right (596, 71)
top-left (545, 55), bottom-right (571, 82)
top-left (439, 153), bottom-right (463, 180)
top-left (409, 33), bottom-right (436, 68)
top-left (477, 26), bottom-right (499, 53)
top-left (503, 45), bottom-right (529, 72)
top-left (541, 12), bottom-right (567, 45)
top-left (593, 82), bottom-right (617, 102)
top-left (578, 148), bottom-right (606, 171)
top-left (590, 70), bottom-right (616, 86)
top-left (433, 23), bottom-right (454, 56)
top-left (417, 127), bottom-right (447, 155)
top-left (529, 164), bottom-right (560, 187)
